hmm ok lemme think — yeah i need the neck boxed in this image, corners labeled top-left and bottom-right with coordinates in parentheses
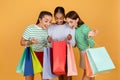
top-left (74, 23), bottom-right (78, 28)
top-left (37, 23), bottom-right (47, 29)
top-left (37, 23), bottom-right (42, 28)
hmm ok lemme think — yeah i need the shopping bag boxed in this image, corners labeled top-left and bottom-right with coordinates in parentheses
top-left (24, 47), bottom-right (34, 76)
top-left (42, 47), bottom-right (58, 79)
top-left (52, 41), bottom-right (67, 75)
top-left (86, 47), bottom-right (115, 75)
top-left (16, 47), bottom-right (26, 74)
top-left (67, 44), bottom-right (78, 76)
top-left (50, 48), bottom-right (54, 74)
top-left (30, 45), bottom-right (43, 74)
top-left (84, 53), bottom-right (93, 77)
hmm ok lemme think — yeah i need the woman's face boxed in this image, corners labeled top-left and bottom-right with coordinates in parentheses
top-left (66, 18), bottom-right (78, 28)
top-left (39, 15), bottom-right (52, 29)
top-left (54, 13), bottom-right (64, 25)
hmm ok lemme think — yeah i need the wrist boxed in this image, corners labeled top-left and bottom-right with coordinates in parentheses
top-left (26, 40), bottom-right (32, 45)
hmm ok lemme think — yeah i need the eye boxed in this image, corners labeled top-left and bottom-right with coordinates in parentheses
top-left (55, 17), bottom-right (58, 20)
top-left (48, 21), bottom-right (52, 24)
top-left (45, 20), bottom-right (48, 23)
top-left (66, 22), bottom-right (69, 24)
top-left (70, 21), bottom-right (73, 23)
top-left (60, 17), bottom-right (64, 20)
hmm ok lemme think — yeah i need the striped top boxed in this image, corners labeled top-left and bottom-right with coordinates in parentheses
top-left (22, 24), bottom-right (48, 52)
top-left (75, 24), bottom-right (95, 51)
top-left (48, 23), bottom-right (75, 47)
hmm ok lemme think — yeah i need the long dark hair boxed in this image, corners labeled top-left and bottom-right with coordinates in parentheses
top-left (65, 11), bottom-right (84, 27)
top-left (36, 11), bottom-right (52, 24)
top-left (54, 6), bottom-right (65, 17)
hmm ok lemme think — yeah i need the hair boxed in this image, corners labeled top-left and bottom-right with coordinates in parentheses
top-left (36, 11), bottom-right (52, 24)
top-left (54, 6), bottom-right (65, 17)
top-left (65, 11), bottom-right (84, 27)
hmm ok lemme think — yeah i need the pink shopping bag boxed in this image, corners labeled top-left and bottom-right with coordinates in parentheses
top-left (67, 44), bottom-right (78, 76)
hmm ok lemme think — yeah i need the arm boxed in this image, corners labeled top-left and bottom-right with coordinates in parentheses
top-left (83, 26), bottom-right (95, 48)
top-left (87, 36), bottom-right (95, 48)
top-left (88, 29), bottom-right (98, 38)
top-left (20, 37), bottom-right (32, 46)
top-left (20, 37), bottom-right (38, 46)
top-left (47, 27), bottom-right (53, 43)
top-left (67, 29), bottom-right (76, 47)
top-left (20, 26), bottom-right (38, 46)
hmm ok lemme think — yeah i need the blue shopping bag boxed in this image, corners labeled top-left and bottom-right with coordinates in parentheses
top-left (42, 47), bottom-right (57, 79)
top-left (24, 47), bottom-right (34, 76)
top-left (16, 46), bottom-right (43, 76)
top-left (86, 47), bottom-right (115, 75)
top-left (16, 48), bottom-right (26, 74)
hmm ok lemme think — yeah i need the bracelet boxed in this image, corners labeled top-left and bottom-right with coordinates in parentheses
top-left (29, 40), bottom-right (32, 44)
top-left (26, 40), bottom-right (32, 45)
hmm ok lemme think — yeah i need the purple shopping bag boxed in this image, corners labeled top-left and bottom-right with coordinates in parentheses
top-left (43, 47), bottom-right (57, 79)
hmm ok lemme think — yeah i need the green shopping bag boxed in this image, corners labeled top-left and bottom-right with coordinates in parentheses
top-left (16, 45), bottom-right (43, 75)
top-left (86, 47), bottom-right (115, 75)
top-left (30, 45), bottom-right (43, 74)
top-left (16, 47), bottom-right (26, 74)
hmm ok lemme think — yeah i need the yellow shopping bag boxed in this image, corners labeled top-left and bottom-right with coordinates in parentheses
top-left (30, 45), bottom-right (43, 74)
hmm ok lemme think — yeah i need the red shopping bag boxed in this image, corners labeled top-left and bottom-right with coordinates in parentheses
top-left (84, 53), bottom-right (93, 77)
top-left (52, 41), bottom-right (67, 75)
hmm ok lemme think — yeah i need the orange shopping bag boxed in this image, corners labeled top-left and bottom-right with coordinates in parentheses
top-left (84, 53), bottom-right (93, 77)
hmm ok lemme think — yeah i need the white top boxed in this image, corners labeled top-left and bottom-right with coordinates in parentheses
top-left (48, 23), bottom-right (75, 47)
top-left (22, 24), bottom-right (48, 52)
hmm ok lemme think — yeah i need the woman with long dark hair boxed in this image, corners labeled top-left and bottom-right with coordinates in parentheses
top-left (20, 11), bottom-right (52, 80)
top-left (48, 6), bottom-right (75, 80)
top-left (65, 10), bottom-right (97, 80)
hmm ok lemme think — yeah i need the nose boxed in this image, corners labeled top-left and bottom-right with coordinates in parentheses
top-left (68, 23), bottom-right (70, 26)
top-left (58, 19), bottom-right (62, 22)
top-left (47, 23), bottom-right (51, 27)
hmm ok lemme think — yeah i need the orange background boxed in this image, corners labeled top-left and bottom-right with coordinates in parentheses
top-left (0, 0), bottom-right (120, 80)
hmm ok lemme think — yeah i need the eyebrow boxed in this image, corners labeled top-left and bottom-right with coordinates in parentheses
top-left (44, 18), bottom-right (49, 21)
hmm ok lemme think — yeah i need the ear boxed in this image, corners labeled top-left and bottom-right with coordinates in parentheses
top-left (39, 18), bottom-right (42, 22)
top-left (76, 18), bottom-right (79, 23)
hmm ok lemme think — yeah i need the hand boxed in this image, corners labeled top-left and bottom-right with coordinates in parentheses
top-left (67, 34), bottom-right (72, 40)
top-left (47, 36), bottom-right (53, 43)
top-left (88, 29), bottom-right (98, 38)
top-left (31, 38), bottom-right (39, 44)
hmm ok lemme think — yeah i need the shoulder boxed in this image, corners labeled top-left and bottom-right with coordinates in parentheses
top-left (25, 24), bottom-right (36, 30)
top-left (66, 24), bottom-right (75, 31)
top-left (76, 24), bottom-right (91, 35)
top-left (63, 23), bottom-right (71, 29)
top-left (81, 24), bottom-right (91, 33)
top-left (48, 24), bottom-right (55, 30)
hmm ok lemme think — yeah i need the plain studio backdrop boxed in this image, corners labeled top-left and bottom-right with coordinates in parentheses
top-left (0, 0), bottom-right (120, 80)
